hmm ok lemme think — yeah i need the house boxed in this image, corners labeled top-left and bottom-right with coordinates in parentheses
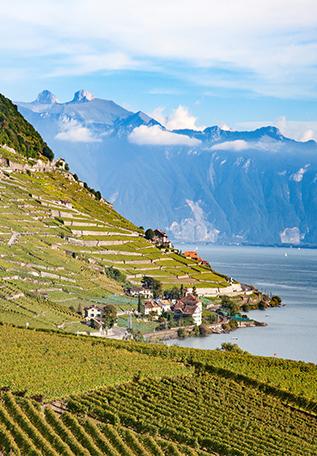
top-left (153, 229), bottom-right (172, 248)
top-left (157, 299), bottom-right (171, 312)
top-left (183, 250), bottom-right (200, 261)
top-left (126, 286), bottom-right (153, 299)
top-left (183, 250), bottom-right (210, 268)
top-left (84, 305), bottom-right (104, 320)
top-left (142, 300), bottom-right (163, 316)
top-left (172, 294), bottom-right (202, 326)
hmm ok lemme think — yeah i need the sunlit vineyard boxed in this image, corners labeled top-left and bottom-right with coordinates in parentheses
top-left (114, 340), bottom-right (317, 407)
top-left (0, 324), bottom-right (317, 455)
top-left (0, 325), bottom-right (191, 399)
top-left (0, 392), bottom-right (206, 456)
top-left (67, 373), bottom-right (317, 456)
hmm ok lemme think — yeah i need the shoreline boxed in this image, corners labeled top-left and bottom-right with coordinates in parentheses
top-left (143, 318), bottom-right (267, 342)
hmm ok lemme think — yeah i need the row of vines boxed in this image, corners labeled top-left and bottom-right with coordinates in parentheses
top-left (69, 373), bottom-right (317, 456)
top-left (0, 392), bottom-right (202, 456)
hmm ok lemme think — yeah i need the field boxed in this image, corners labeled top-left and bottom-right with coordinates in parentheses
top-left (0, 324), bottom-right (316, 455)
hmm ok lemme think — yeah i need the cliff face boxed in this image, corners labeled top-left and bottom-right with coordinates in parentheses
top-left (17, 91), bottom-right (317, 246)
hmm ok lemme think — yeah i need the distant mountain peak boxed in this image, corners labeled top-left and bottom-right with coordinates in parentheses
top-left (72, 90), bottom-right (95, 103)
top-left (254, 125), bottom-right (284, 139)
top-left (35, 90), bottom-right (58, 104)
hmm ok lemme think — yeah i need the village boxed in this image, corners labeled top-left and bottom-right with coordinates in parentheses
top-left (81, 229), bottom-right (272, 341)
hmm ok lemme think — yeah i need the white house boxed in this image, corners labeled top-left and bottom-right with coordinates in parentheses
top-left (84, 305), bottom-right (103, 320)
top-left (126, 286), bottom-right (153, 299)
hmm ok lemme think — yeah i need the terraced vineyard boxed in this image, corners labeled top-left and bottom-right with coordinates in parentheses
top-left (0, 145), bottom-right (231, 332)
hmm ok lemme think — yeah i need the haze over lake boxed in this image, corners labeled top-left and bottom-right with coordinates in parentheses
top-left (167, 245), bottom-right (317, 364)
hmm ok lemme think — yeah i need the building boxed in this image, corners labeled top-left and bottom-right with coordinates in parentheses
top-left (84, 305), bottom-right (104, 320)
top-left (183, 250), bottom-right (210, 268)
top-left (183, 250), bottom-right (200, 261)
top-left (126, 286), bottom-right (153, 299)
top-left (172, 294), bottom-right (202, 326)
top-left (142, 300), bottom-right (163, 316)
top-left (153, 229), bottom-right (172, 248)
top-left (156, 299), bottom-right (171, 312)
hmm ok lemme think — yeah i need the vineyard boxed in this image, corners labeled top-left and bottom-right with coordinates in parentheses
top-left (0, 324), bottom-right (317, 455)
top-left (0, 392), bottom-right (208, 456)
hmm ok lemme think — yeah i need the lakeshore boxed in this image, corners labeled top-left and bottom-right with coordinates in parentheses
top-left (166, 245), bottom-right (317, 363)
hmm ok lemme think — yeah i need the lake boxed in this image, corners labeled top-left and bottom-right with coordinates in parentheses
top-left (166, 245), bottom-right (317, 364)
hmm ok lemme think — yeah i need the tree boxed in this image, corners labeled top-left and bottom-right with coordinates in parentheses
top-left (270, 295), bottom-right (282, 307)
top-left (192, 286), bottom-right (197, 297)
top-left (137, 295), bottom-right (143, 314)
top-left (105, 266), bottom-right (126, 283)
top-left (164, 286), bottom-right (181, 299)
top-left (102, 305), bottom-right (117, 330)
top-left (221, 295), bottom-right (240, 315)
top-left (144, 228), bottom-right (155, 240)
top-left (141, 276), bottom-right (162, 298)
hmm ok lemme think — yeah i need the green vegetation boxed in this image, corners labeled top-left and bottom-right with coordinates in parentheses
top-left (0, 392), bottom-right (203, 456)
top-left (0, 93), bottom-right (53, 160)
top-left (0, 325), bottom-right (190, 399)
top-left (0, 324), bottom-right (316, 455)
top-left (0, 92), bottom-right (315, 456)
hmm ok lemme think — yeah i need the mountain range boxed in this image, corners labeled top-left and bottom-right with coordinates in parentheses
top-left (17, 90), bottom-right (317, 246)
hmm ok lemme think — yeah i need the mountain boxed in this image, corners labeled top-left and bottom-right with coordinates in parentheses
top-left (17, 90), bottom-right (317, 246)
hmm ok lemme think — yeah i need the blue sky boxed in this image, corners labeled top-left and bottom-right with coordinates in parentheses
top-left (2, 0), bottom-right (317, 139)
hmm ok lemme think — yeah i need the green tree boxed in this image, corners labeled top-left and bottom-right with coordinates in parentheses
top-left (144, 228), bottom-right (155, 240)
top-left (102, 305), bottom-right (117, 330)
top-left (141, 276), bottom-right (162, 298)
top-left (105, 266), bottom-right (126, 283)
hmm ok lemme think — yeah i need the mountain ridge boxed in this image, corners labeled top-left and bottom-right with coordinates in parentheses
top-left (17, 90), bottom-right (317, 246)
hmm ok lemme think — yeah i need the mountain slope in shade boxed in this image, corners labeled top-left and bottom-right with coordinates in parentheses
top-left (17, 90), bottom-right (317, 246)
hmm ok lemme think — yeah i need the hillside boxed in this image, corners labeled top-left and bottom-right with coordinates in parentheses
top-left (0, 325), bottom-right (316, 455)
top-left (0, 92), bottom-right (232, 334)
top-left (17, 90), bottom-right (317, 246)
top-left (0, 94), bottom-right (53, 161)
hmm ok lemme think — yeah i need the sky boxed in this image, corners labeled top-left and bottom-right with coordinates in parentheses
top-left (1, 0), bottom-right (317, 140)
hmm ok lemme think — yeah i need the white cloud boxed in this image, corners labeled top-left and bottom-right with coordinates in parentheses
top-left (211, 140), bottom-right (249, 151)
top-left (151, 105), bottom-right (205, 131)
top-left (128, 125), bottom-right (201, 146)
top-left (169, 199), bottom-right (220, 242)
top-left (55, 118), bottom-right (100, 143)
top-left (301, 129), bottom-right (315, 142)
top-left (3, 1), bottom-right (317, 98)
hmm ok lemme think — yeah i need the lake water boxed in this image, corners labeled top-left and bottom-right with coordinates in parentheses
top-left (166, 245), bottom-right (317, 364)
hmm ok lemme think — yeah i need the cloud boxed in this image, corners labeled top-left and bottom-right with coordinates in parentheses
top-left (2, 1), bottom-right (317, 98)
top-left (301, 129), bottom-right (316, 142)
top-left (151, 105), bottom-right (205, 131)
top-left (128, 125), bottom-right (201, 146)
top-left (211, 140), bottom-right (249, 151)
top-left (169, 199), bottom-right (220, 242)
top-left (55, 118), bottom-right (100, 143)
